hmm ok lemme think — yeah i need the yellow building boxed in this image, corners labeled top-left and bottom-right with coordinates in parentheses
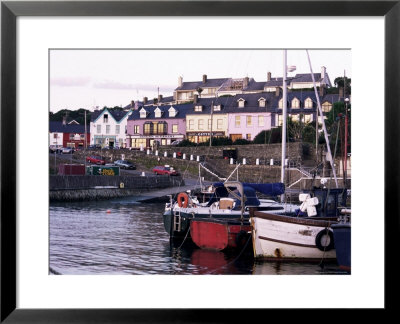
top-left (185, 113), bottom-right (228, 143)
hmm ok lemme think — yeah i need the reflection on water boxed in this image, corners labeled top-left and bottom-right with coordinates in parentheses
top-left (50, 197), bottom-right (345, 275)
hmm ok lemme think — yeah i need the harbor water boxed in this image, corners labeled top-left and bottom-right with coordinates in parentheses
top-left (49, 197), bottom-right (347, 275)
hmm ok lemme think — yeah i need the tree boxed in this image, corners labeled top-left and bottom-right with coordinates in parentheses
top-left (334, 76), bottom-right (351, 94)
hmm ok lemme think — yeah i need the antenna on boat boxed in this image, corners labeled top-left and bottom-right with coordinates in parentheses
top-left (305, 50), bottom-right (338, 188)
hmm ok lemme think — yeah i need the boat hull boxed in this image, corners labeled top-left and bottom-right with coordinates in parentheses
top-left (251, 211), bottom-right (337, 261)
top-left (190, 218), bottom-right (251, 251)
top-left (331, 223), bottom-right (351, 272)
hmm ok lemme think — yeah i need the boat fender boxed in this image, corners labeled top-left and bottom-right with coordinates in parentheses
top-left (177, 192), bottom-right (189, 208)
top-left (235, 230), bottom-right (249, 247)
top-left (315, 229), bottom-right (335, 251)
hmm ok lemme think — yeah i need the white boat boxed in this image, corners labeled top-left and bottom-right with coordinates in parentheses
top-left (251, 50), bottom-right (349, 262)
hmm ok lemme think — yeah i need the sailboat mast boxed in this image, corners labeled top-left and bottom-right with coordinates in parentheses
top-left (306, 50), bottom-right (338, 188)
top-left (281, 50), bottom-right (288, 186)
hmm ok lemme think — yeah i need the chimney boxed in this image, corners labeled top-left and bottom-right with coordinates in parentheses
top-left (339, 87), bottom-right (344, 98)
top-left (321, 66), bottom-right (326, 79)
top-left (193, 94), bottom-right (198, 104)
top-left (319, 85), bottom-right (326, 96)
top-left (143, 97), bottom-right (148, 104)
top-left (62, 116), bottom-right (67, 125)
top-left (158, 94), bottom-right (163, 103)
top-left (178, 76), bottom-right (183, 87)
top-left (243, 77), bottom-right (249, 88)
top-left (135, 100), bottom-right (139, 110)
top-left (275, 87), bottom-right (282, 97)
top-left (173, 91), bottom-right (177, 101)
top-left (202, 74), bottom-right (207, 83)
top-left (267, 72), bottom-right (271, 81)
top-left (131, 100), bottom-right (135, 108)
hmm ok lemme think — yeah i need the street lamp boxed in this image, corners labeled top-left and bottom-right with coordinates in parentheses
top-left (344, 97), bottom-right (350, 184)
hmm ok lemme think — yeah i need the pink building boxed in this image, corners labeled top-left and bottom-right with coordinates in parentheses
top-left (126, 104), bottom-right (192, 149)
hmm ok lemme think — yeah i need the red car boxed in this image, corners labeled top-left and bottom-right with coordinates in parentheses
top-left (86, 155), bottom-right (106, 165)
top-left (152, 165), bottom-right (179, 176)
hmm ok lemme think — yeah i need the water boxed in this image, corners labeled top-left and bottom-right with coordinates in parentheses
top-left (50, 197), bottom-right (347, 275)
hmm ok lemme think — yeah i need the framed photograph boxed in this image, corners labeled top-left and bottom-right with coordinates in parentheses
top-left (1, 0), bottom-right (397, 322)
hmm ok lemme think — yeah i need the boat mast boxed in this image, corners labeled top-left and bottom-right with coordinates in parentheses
top-left (280, 50), bottom-right (288, 202)
top-left (305, 50), bottom-right (338, 188)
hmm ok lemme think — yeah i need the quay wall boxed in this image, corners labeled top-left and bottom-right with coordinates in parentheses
top-left (49, 175), bottom-right (184, 201)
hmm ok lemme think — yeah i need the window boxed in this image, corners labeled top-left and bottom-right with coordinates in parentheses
top-left (279, 99), bottom-right (283, 109)
top-left (322, 102), bottom-right (332, 113)
top-left (144, 123), bottom-right (152, 135)
top-left (246, 116), bottom-right (252, 127)
top-left (106, 125), bottom-right (110, 134)
top-left (198, 119), bottom-right (204, 130)
top-left (194, 105), bottom-right (203, 112)
top-left (238, 98), bottom-right (245, 108)
top-left (155, 108), bottom-right (162, 118)
top-left (53, 133), bottom-right (58, 138)
top-left (304, 114), bottom-right (312, 123)
top-left (103, 114), bottom-right (108, 123)
top-left (305, 98), bottom-right (313, 108)
top-left (278, 115), bottom-right (283, 126)
top-left (168, 107), bottom-right (176, 117)
top-left (97, 125), bottom-right (101, 134)
top-left (115, 125), bottom-right (120, 134)
top-left (258, 116), bottom-right (264, 127)
top-left (213, 105), bottom-right (221, 111)
top-left (69, 134), bottom-right (74, 140)
top-left (235, 116), bottom-right (240, 128)
top-left (80, 134), bottom-right (85, 140)
top-left (188, 119), bottom-right (194, 130)
top-left (291, 98), bottom-right (300, 108)
top-left (134, 125), bottom-right (140, 134)
top-left (157, 122), bottom-right (167, 134)
top-left (217, 119), bottom-right (223, 129)
top-left (259, 98), bottom-right (266, 107)
top-left (140, 109), bottom-right (147, 118)
top-left (172, 124), bottom-right (178, 133)
top-left (246, 134), bottom-right (251, 140)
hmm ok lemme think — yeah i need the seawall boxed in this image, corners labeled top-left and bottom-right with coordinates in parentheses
top-left (49, 174), bottom-right (184, 202)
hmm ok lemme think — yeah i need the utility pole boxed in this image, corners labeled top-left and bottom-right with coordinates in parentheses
top-left (84, 109), bottom-right (87, 149)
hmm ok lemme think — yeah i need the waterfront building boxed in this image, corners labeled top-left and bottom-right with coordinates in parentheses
top-left (126, 103), bottom-right (192, 149)
top-left (90, 108), bottom-right (132, 148)
top-left (49, 118), bottom-right (90, 149)
top-left (173, 74), bottom-right (229, 104)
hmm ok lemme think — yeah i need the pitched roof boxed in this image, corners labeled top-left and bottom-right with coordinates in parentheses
top-left (49, 121), bottom-right (88, 133)
top-left (175, 78), bottom-right (229, 91)
top-left (90, 108), bottom-right (131, 122)
top-left (127, 103), bottom-right (193, 120)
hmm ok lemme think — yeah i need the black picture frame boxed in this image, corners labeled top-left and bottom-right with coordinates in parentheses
top-left (1, 0), bottom-right (398, 322)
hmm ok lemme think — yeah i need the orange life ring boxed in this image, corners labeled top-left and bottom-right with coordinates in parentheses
top-left (177, 192), bottom-right (189, 208)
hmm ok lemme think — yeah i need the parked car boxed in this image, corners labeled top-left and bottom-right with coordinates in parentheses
top-left (62, 147), bottom-right (75, 154)
top-left (88, 144), bottom-right (101, 150)
top-left (49, 145), bottom-right (63, 154)
top-left (114, 160), bottom-right (136, 170)
top-left (170, 140), bottom-right (182, 146)
top-left (86, 155), bottom-right (106, 165)
top-left (152, 165), bottom-right (179, 176)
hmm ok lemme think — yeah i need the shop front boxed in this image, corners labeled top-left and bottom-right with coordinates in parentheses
top-left (128, 134), bottom-right (185, 149)
top-left (186, 131), bottom-right (225, 144)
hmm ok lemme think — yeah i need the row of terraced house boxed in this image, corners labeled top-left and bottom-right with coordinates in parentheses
top-left (50, 67), bottom-right (348, 150)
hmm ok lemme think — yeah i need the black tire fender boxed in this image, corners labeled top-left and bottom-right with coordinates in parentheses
top-left (235, 230), bottom-right (249, 247)
top-left (315, 229), bottom-right (335, 251)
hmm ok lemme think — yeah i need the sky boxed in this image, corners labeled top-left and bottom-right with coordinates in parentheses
top-left (50, 49), bottom-right (351, 113)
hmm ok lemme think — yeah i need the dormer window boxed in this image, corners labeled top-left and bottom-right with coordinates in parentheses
top-left (304, 97), bottom-right (313, 108)
top-left (322, 101), bottom-right (332, 113)
top-left (291, 98), bottom-right (300, 108)
top-left (237, 98), bottom-right (246, 108)
top-left (103, 114), bottom-right (109, 123)
top-left (168, 106), bottom-right (177, 117)
top-left (139, 108), bottom-right (148, 118)
top-left (154, 107), bottom-right (162, 118)
top-left (258, 98), bottom-right (266, 108)
top-left (213, 105), bottom-right (221, 111)
top-left (194, 105), bottom-right (203, 112)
